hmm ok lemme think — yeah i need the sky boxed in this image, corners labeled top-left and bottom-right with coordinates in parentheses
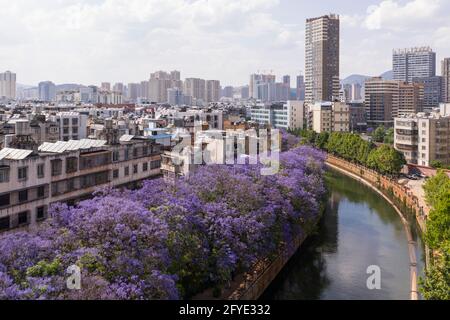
top-left (0, 0), bottom-right (449, 87)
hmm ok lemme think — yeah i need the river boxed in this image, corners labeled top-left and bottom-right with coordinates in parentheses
top-left (262, 169), bottom-right (426, 300)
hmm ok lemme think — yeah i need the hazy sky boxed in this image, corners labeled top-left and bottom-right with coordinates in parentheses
top-left (1, 0), bottom-right (449, 86)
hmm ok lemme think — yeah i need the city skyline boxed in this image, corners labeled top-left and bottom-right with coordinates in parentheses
top-left (1, 0), bottom-right (450, 86)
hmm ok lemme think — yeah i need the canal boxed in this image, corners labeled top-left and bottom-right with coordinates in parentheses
top-left (262, 169), bottom-right (426, 300)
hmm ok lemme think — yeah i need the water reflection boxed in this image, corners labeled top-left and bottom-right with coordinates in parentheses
top-left (261, 170), bottom-right (425, 300)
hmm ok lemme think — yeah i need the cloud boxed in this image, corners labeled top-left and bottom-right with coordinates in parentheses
top-left (0, 0), bottom-right (293, 85)
top-left (363, 0), bottom-right (444, 31)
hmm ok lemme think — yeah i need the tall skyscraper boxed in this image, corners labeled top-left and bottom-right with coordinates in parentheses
top-left (393, 47), bottom-right (436, 83)
top-left (0, 71), bottom-right (17, 100)
top-left (113, 83), bottom-right (125, 95)
top-left (305, 14), bottom-right (340, 104)
top-left (101, 82), bottom-right (111, 91)
top-left (38, 81), bottom-right (56, 102)
top-left (205, 80), bottom-right (221, 103)
top-left (127, 83), bottom-right (141, 102)
top-left (184, 78), bottom-right (206, 102)
top-left (443, 58), bottom-right (450, 103)
top-left (296, 75), bottom-right (305, 101)
top-left (282, 75), bottom-right (291, 87)
top-left (249, 73), bottom-right (276, 100)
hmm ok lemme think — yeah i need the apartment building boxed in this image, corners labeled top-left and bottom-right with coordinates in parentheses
top-left (394, 110), bottom-right (450, 166)
top-left (250, 101), bottom-right (305, 130)
top-left (365, 77), bottom-right (399, 127)
top-left (393, 47), bottom-right (436, 83)
top-left (305, 14), bottom-right (340, 103)
top-left (50, 112), bottom-right (88, 141)
top-left (308, 101), bottom-right (350, 133)
top-left (0, 137), bottom-right (162, 232)
top-left (0, 71), bottom-right (16, 100)
top-left (398, 82), bottom-right (424, 115)
top-left (442, 58), bottom-right (450, 103)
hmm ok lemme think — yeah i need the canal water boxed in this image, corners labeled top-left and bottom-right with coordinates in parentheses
top-left (262, 169), bottom-right (426, 300)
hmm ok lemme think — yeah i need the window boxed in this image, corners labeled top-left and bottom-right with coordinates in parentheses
top-left (18, 190), bottom-right (28, 203)
top-left (51, 160), bottom-right (63, 176)
top-left (0, 168), bottom-right (10, 183)
top-left (143, 163), bottom-right (148, 172)
top-left (133, 148), bottom-right (138, 158)
top-left (0, 216), bottom-right (10, 231)
top-left (124, 149), bottom-right (129, 160)
top-left (124, 166), bottom-right (130, 176)
top-left (113, 151), bottom-right (120, 162)
top-left (63, 128), bottom-right (69, 135)
top-left (67, 179), bottom-right (75, 191)
top-left (63, 119), bottom-right (70, 126)
top-left (0, 193), bottom-right (10, 207)
top-left (66, 157), bottom-right (78, 174)
top-left (36, 207), bottom-right (45, 221)
top-left (143, 146), bottom-right (148, 156)
top-left (37, 186), bottom-right (45, 198)
top-left (113, 169), bottom-right (119, 179)
top-left (18, 211), bottom-right (29, 225)
top-left (151, 160), bottom-right (161, 170)
top-left (72, 118), bottom-right (78, 126)
top-left (72, 127), bottom-right (78, 134)
top-left (18, 167), bottom-right (28, 181)
top-left (37, 164), bottom-right (45, 178)
top-left (133, 164), bottom-right (138, 174)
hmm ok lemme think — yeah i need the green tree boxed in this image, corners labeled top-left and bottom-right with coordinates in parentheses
top-left (384, 128), bottom-right (395, 145)
top-left (420, 252), bottom-right (450, 300)
top-left (372, 126), bottom-right (386, 143)
top-left (367, 145), bottom-right (406, 175)
top-left (315, 132), bottom-right (330, 150)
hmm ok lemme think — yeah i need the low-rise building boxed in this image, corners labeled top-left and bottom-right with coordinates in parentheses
top-left (308, 101), bottom-right (350, 133)
top-left (394, 110), bottom-right (450, 166)
top-left (0, 137), bottom-right (162, 232)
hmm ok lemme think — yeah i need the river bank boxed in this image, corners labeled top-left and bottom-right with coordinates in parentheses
top-left (262, 169), bottom-right (426, 300)
top-left (325, 161), bottom-right (422, 300)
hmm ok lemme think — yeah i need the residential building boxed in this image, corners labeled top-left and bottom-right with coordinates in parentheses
top-left (296, 75), bottom-right (305, 101)
top-left (442, 58), bottom-right (450, 103)
top-left (398, 82), bottom-right (424, 115)
top-left (0, 137), bottom-right (162, 232)
top-left (101, 82), bottom-right (111, 91)
top-left (184, 78), bottom-right (206, 103)
top-left (348, 102), bottom-right (367, 132)
top-left (206, 80), bottom-right (221, 103)
top-left (0, 71), bottom-right (17, 100)
top-left (50, 112), bottom-right (88, 141)
top-left (412, 76), bottom-right (443, 111)
top-left (305, 14), bottom-right (340, 103)
top-left (393, 47), bottom-right (436, 83)
top-left (249, 74), bottom-right (276, 100)
top-left (38, 81), bottom-right (56, 102)
top-left (308, 101), bottom-right (350, 133)
top-left (364, 77), bottom-right (400, 127)
top-left (167, 88), bottom-right (185, 106)
top-left (250, 101), bottom-right (305, 130)
top-left (394, 111), bottom-right (450, 166)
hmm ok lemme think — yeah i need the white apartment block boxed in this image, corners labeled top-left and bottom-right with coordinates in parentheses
top-left (50, 112), bottom-right (88, 141)
top-left (0, 138), bottom-right (163, 232)
top-left (250, 101), bottom-right (305, 130)
top-left (394, 110), bottom-right (450, 166)
top-left (0, 71), bottom-right (16, 100)
top-left (309, 101), bottom-right (350, 133)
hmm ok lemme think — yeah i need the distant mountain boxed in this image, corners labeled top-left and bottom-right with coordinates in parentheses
top-left (341, 70), bottom-right (393, 86)
top-left (16, 83), bottom-right (35, 90)
top-left (380, 70), bottom-right (393, 80)
top-left (341, 74), bottom-right (371, 86)
top-left (56, 83), bottom-right (86, 91)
